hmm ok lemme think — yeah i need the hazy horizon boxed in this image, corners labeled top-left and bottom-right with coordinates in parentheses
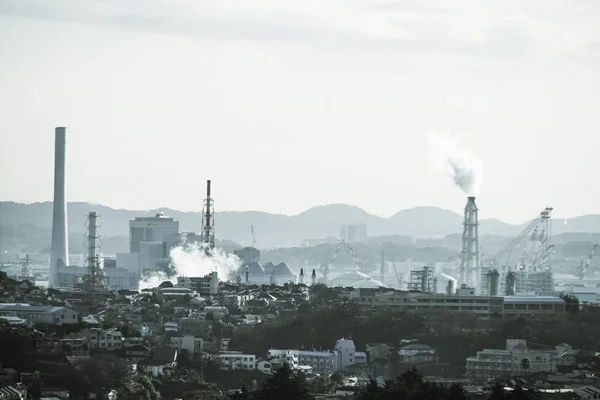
top-left (2, 1), bottom-right (600, 225)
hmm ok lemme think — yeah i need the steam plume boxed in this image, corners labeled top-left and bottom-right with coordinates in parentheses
top-left (429, 131), bottom-right (484, 196)
top-left (138, 243), bottom-right (241, 290)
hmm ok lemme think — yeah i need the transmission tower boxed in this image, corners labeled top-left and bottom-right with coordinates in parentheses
top-left (81, 212), bottom-right (107, 292)
top-left (201, 180), bottom-right (215, 252)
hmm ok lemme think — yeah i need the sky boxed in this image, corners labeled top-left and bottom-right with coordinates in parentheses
top-left (1, 0), bottom-right (599, 224)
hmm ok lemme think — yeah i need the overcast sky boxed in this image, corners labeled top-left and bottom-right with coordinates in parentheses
top-left (1, 0), bottom-right (599, 224)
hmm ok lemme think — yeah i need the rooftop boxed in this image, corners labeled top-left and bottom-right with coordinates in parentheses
top-left (503, 296), bottom-right (565, 304)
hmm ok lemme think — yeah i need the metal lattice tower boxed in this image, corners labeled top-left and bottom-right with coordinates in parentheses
top-left (81, 212), bottom-right (106, 292)
top-left (201, 180), bottom-right (215, 252)
top-left (459, 196), bottom-right (480, 291)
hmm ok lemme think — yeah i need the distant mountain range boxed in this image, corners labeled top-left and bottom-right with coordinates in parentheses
top-left (2, 201), bottom-right (600, 248)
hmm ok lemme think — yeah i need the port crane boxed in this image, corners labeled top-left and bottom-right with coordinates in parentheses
top-left (318, 240), bottom-right (370, 282)
top-left (491, 207), bottom-right (554, 271)
top-left (577, 243), bottom-right (598, 280)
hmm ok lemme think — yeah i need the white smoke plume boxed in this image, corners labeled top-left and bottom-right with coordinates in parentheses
top-left (138, 243), bottom-right (242, 290)
top-left (429, 131), bottom-right (484, 196)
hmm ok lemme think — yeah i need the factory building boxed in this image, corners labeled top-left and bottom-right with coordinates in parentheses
top-left (239, 261), bottom-right (297, 285)
top-left (116, 213), bottom-right (180, 282)
top-left (234, 247), bottom-right (260, 266)
top-left (234, 247), bottom-right (297, 286)
top-left (330, 270), bottom-right (387, 289)
top-left (340, 224), bottom-right (368, 244)
top-left (56, 265), bottom-right (137, 291)
top-left (348, 288), bottom-right (566, 319)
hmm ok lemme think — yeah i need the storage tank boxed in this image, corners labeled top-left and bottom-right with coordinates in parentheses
top-left (505, 271), bottom-right (516, 296)
top-left (488, 269), bottom-right (500, 296)
top-left (446, 279), bottom-right (456, 295)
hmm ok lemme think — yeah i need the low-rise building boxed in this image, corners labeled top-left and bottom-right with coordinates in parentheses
top-left (169, 335), bottom-right (203, 356)
top-left (398, 344), bottom-right (438, 364)
top-left (0, 304), bottom-right (80, 325)
top-left (139, 347), bottom-right (178, 377)
top-left (178, 318), bottom-right (212, 337)
top-left (126, 345), bottom-right (151, 363)
top-left (349, 289), bottom-right (566, 319)
top-left (466, 339), bottom-right (561, 384)
top-left (218, 353), bottom-right (256, 370)
top-left (79, 328), bottom-right (123, 350)
top-left (177, 272), bottom-right (219, 296)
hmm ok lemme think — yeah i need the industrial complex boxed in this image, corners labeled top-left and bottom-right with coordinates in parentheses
top-left (2, 125), bottom-right (600, 400)
top-left (0, 126), bottom-right (578, 304)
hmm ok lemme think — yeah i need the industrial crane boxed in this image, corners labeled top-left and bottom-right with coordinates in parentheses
top-left (491, 207), bottom-right (553, 271)
top-left (318, 239), bottom-right (370, 282)
top-left (577, 243), bottom-right (598, 280)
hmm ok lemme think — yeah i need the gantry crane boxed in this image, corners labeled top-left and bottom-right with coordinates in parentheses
top-left (577, 243), bottom-right (598, 280)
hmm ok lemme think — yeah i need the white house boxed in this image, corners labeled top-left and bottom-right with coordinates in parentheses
top-left (256, 359), bottom-right (273, 374)
top-left (218, 353), bottom-right (256, 370)
top-left (169, 335), bottom-right (203, 356)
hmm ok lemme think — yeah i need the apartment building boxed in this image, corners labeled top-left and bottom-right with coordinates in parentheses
top-left (466, 339), bottom-right (561, 384)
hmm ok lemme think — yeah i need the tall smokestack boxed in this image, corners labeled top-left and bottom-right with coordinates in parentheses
top-left (459, 196), bottom-right (479, 291)
top-left (311, 269), bottom-right (316, 286)
top-left (299, 268), bottom-right (304, 285)
top-left (49, 127), bottom-right (69, 287)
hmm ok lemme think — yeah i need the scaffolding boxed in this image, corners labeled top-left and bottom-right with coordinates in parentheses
top-left (408, 266), bottom-right (437, 293)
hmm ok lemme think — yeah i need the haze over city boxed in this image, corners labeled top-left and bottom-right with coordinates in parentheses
top-left (2, 1), bottom-right (600, 223)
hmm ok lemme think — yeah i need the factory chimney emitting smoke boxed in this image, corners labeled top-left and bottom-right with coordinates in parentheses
top-left (49, 127), bottom-right (69, 288)
top-left (459, 196), bottom-right (480, 291)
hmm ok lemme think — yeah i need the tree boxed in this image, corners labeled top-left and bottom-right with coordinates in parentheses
top-left (446, 383), bottom-right (467, 400)
top-left (520, 357), bottom-right (530, 371)
top-left (560, 294), bottom-right (580, 320)
top-left (72, 354), bottom-right (129, 395)
top-left (228, 386), bottom-right (250, 400)
top-left (488, 383), bottom-right (506, 400)
top-left (258, 364), bottom-right (310, 400)
top-left (357, 378), bottom-right (381, 400)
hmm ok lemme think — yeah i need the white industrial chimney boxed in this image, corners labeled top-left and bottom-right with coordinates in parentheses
top-left (49, 127), bottom-right (69, 287)
top-left (458, 196), bottom-right (479, 291)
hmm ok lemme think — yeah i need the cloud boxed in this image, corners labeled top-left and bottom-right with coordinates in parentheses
top-left (0, 0), bottom-right (597, 62)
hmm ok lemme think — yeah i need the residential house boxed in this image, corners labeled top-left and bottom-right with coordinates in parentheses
top-left (0, 384), bottom-right (26, 400)
top-left (139, 347), bottom-right (177, 377)
top-left (398, 344), bottom-right (438, 364)
top-left (256, 359), bottom-right (273, 374)
top-left (218, 353), bottom-right (256, 370)
top-left (366, 343), bottom-right (393, 363)
top-left (79, 328), bottom-right (123, 350)
top-left (169, 335), bottom-right (203, 356)
top-left (178, 318), bottom-right (212, 337)
top-left (125, 345), bottom-right (152, 363)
